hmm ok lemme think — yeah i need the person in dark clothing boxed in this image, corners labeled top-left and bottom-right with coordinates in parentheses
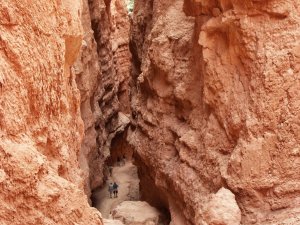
top-left (113, 182), bottom-right (119, 198)
top-left (108, 182), bottom-right (114, 198)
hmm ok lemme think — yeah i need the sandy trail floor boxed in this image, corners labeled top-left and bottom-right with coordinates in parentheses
top-left (93, 161), bottom-right (139, 218)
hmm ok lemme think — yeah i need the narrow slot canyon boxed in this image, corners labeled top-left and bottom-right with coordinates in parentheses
top-left (76, 0), bottom-right (174, 223)
top-left (1, 0), bottom-right (300, 225)
top-left (91, 130), bottom-right (171, 224)
top-left (83, 0), bottom-right (212, 223)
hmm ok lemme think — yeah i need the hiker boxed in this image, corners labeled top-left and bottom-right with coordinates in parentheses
top-left (108, 182), bottom-right (114, 198)
top-left (113, 182), bottom-right (119, 198)
top-left (108, 166), bottom-right (113, 176)
top-left (117, 156), bottom-right (121, 166)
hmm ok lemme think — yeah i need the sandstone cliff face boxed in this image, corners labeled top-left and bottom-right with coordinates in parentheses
top-left (74, 0), bottom-right (131, 198)
top-left (0, 0), bottom-right (102, 224)
top-left (129, 0), bottom-right (300, 224)
top-left (74, 0), bottom-right (103, 199)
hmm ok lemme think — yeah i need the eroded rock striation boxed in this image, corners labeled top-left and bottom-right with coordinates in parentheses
top-left (74, 0), bottom-right (103, 200)
top-left (128, 0), bottom-right (300, 224)
top-left (74, 0), bottom-right (132, 199)
top-left (0, 0), bottom-right (102, 224)
top-left (2, 0), bottom-right (300, 224)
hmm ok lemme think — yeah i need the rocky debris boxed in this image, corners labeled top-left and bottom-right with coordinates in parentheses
top-left (104, 219), bottom-right (125, 225)
top-left (200, 188), bottom-right (241, 225)
top-left (0, 0), bottom-right (103, 224)
top-left (129, 0), bottom-right (300, 224)
top-left (112, 201), bottom-right (162, 225)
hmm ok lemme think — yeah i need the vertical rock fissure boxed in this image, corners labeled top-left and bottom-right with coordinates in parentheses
top-left (75, 0), bottom-right (300, 224)
top-left (74, 0), bottom-right (133, 205)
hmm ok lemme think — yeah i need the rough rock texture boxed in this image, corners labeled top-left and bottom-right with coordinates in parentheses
top-left (74, 0), bottom-right (103, 200)
top-left (0, 0), bottom-right (102, 224)
top-left (112, 201), bottom-right (162, 225)
top-left (74, 0), bottom-right (132, 198)
top-left (201, 188), bottom-right (241, 225)
top-left (129, 0), bottom-right (300, 224)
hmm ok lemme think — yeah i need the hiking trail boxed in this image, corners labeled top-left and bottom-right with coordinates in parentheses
top-left (92, 161), bottom-right (140, 218)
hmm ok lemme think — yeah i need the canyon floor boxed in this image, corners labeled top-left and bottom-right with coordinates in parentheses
top-left (93, 162), bottom-right (169, 225)
top-left (92, 161), bottom-right (140, 218)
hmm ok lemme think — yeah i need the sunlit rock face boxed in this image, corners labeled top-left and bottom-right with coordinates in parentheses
top-left (0, 0), bottom-right (103, 224)
top-left (129, 0), bottom-right (300, 224)
top-left (74, 0), bottom-right (132, 199)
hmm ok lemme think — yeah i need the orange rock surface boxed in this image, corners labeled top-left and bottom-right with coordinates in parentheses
top-left (74, 0), bottom-right (103, 200)
top-left (2, 0), bottom-right (300, 224)
top-left (0, 0), bottom-right (102, 224)
top-left (129, 0), bottom-right (300, 224)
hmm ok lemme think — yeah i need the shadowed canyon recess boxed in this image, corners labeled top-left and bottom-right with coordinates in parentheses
top-left (1, 0), bottom-right (300, 224)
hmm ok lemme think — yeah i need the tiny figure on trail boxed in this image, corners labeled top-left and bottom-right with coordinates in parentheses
top-left (113, 182), bottom-right (119, 198)
top-left (117, 157), bottom-right (121, 166)
top-left (109, 166), bottom-right (113, 176)
top-left (108, 182), bottom-right (114, 198)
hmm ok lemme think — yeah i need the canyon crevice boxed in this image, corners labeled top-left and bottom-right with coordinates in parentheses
top-left (1, 0), bottom-right (300, 225)
top-left (74, 0), bottom-right (132, 200)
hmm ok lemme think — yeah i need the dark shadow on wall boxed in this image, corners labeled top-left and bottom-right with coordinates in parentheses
top-left (106, 129), bottom-right (133, 167)
top-left (133, 152), bottom-right (171, 224)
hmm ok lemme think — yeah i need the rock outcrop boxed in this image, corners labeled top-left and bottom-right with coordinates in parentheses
top-left (201, 188), bottom-right (241, 225)
top-left (0, 0), bottom-right (102, 224)
top-left (104, 219), bottom-right (125, 225)
top-left (112, 201), bottom-right (162, 225)
top-left (74, 0), bottom-right (132, 198)
top-left (129, 0), bottom-right (300, 224)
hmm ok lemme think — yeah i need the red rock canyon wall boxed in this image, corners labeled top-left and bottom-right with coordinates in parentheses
top-left (2, 0), bottom-right (300, 224)
top-left (129, 0), bottom-right (300, 224)
top-left (74, 0), bottom-right (131, 199)
top-left (0, 0), bottom-right (102, 224)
